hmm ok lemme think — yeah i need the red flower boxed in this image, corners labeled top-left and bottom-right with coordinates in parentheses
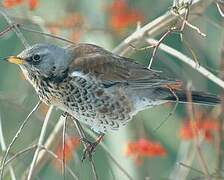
top-left (180, 113), bottom-right (219, 142)
top-left (3, 0), bottom-right (24, 8)
top-left (28, 0), bottom-right (39, 10)
top-left (53, 136), bottom-right (80, 171)
top-left (3, 0), bottom-right (39, 10)
top-left (125, 138), bottom-right (167, 164)
top-left (107, 0), bottom-right (144, 31)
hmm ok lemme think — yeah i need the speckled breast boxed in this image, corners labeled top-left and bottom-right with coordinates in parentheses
top-left (35, 75), bottom-right (133, 133)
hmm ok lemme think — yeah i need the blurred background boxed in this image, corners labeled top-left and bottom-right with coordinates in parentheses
top-left (0, 0), bottom-right (223, 179)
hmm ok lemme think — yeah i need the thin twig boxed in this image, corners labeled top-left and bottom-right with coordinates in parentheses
top-left (178, 162), bottom-right (208, 176)
top-left (3, 145), bottom-right (37, 168)
top-left (62, 114), bottom-right (68, 180)
top-left (19, 25), bottom-right (76, 45)
top-left (1, 144), bottom-right (78, 180)
top-left (0, 115), bottom-right (16, 180)
top-left (148, 28), bottom-right (177, 69)
top-left (216, 36), bottom-right (224, 180)
top-left (113, 0), bottom-right (214, 56)
top-left (32, 113), bottom-right (134, 180)
top-left (149, 1), bottom-right (206, 69)
top-left (39, 145), bottom-right (79, 180)
top-left (0, 8), bottom-right (29, 48)
top-left (153, 86), bottom-right (179, 132)
top-left (70, 117), bottom-right (99, 180)
top-left (146, 38), bottom-right (224, 89)
top-left (182, 39), bottom-right (200, 65)
top-left (0, 101), bottom-right (41, 180)
top-left (179, 162), bottom-right (224, 179)
top-left (169, 141), bottom-right (196, 180)
top-left (85, 129), bottom-right (135, 180)
top-left (28, 115), bottom-right (65, 177)
top-left (186, 83), bottom-right (211, 180)
top-left (172, 1), bottom-right (206, 38)
top-left (0, 24), bottom-right (16, 36)
top-left (216, 0), bottom-right (224, 17)
top-left (27, 105), bottom-right (53, 180)
top-left (11, 1), bottom-right (216, 178)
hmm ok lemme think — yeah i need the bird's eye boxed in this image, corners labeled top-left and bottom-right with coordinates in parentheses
top-left (32, 54), bottom-right (41, 62)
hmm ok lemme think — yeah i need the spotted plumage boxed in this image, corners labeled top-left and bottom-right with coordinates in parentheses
top-left (8, 43), bottom-right (220, 133)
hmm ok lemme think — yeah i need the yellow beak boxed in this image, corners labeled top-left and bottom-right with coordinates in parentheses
top-left (7, 56), bottom-right (25, 65)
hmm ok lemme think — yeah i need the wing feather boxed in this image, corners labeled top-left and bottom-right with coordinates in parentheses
top-left (67, 43), bottom-right (180, 88)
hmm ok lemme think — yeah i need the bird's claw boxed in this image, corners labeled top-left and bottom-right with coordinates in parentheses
top-left (80, 134), bottom-right (104, 161)
top-left (80, 138), bottom-right (98, 161)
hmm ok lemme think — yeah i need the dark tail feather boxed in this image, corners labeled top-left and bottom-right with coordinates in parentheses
top-left (165, 91), bottom-right (220, 106)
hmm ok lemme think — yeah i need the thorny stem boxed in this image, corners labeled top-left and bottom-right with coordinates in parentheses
top-left (0, 101), bottom-right (41, 180)
top-left (148, 2), bottom-right (206, 70)
top-left (113, 0), bottom-right (214, 56)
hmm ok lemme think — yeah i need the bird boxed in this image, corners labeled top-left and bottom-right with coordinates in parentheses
top-left (6, 43), bottom-right (220, 134)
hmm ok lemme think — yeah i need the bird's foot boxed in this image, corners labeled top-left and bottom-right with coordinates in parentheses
top-left (80, 134), bottom-right (104, 161)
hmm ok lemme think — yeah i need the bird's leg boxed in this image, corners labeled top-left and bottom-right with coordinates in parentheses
top-left (80, 133), bottom-right (104, 161)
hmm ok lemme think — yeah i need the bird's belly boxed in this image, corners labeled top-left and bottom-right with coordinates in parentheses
top-left (36, 77), bottom-right (133, 133)
top-left (62, 88), bottom-right (133, 133)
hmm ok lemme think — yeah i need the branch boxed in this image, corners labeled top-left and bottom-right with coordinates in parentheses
top-left (11, 0), bottom-right (216, 178)
top-left (84, 128), bottom-right (135, 180)
top-left (216, 35), bottom-right (224, 180)
top-left (27, 105), bottom-right (53, 180)
top-left (186, 84), bottom-right (211, 179)
top-left (27, 114), bottom-right (65, 177)
top-left (0, 116), bottom-right (16, 180)
top-left (0, 8), bottom-right (29, 48)
top-left (146, 38), bottom-right (224, 89)
top-left (1, 144), bottom-right (78, 180)
top-left (71, 117), bottom-right (99, 180)
top-left (0, 101), bottom-right (41, 180)
top-left (113, 0), bottom-right (215, 56)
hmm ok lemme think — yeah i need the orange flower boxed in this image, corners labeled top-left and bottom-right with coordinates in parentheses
top-left (53, 136), bottom-right (80, 171)
top-left (125, 138), bottom-right (167, 164)
top-left (3, 0), bottom-right (39, 10)
top-left (107, 0), bottom-right (144, 31)
top-left (180, 113), bottom-right (219, 142)
top-left (28, 0), bottom-right (39, 10)
top-left (3, 0), bottom-right (24, 8)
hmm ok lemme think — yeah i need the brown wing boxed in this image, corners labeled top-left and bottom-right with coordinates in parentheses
top-left (68, 43), bottom-right (180, 88)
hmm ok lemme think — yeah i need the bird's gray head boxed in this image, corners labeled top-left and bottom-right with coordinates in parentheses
top-left (8, 43), bottom-right (72, 80)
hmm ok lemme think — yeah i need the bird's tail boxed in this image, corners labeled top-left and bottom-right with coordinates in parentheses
top-left (164, 90), bottom-right (220, 106)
